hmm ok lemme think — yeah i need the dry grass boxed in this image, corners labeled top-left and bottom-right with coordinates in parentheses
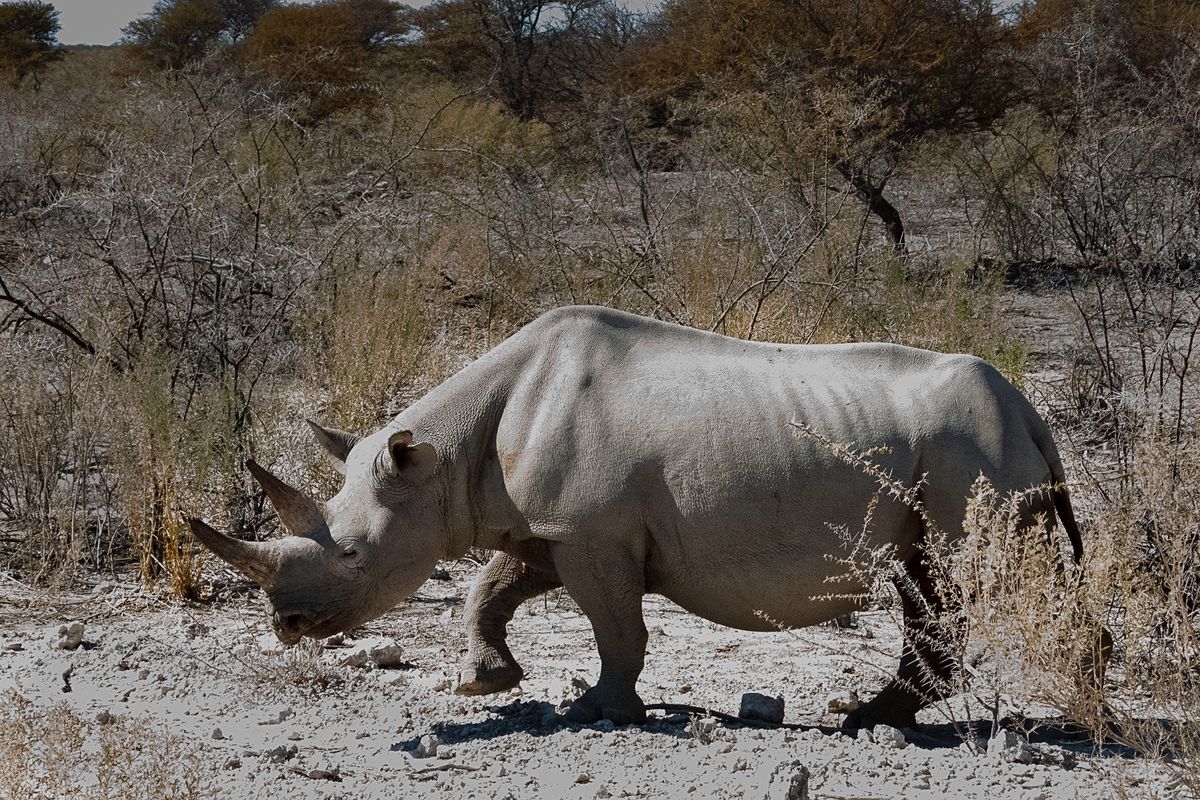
top-left (791, 404), bottom-right (1200, 791)
top-left (0, 690), bottom-right (210, 800)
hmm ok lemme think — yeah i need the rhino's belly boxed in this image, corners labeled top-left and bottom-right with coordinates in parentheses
top-left (647, 557), bottom-right (870, 633)
top-left (642, 493), bottom-right (919, 632)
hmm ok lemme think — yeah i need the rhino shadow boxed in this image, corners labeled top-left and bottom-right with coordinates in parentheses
top-left (391, 700), bottom-right (702, 751)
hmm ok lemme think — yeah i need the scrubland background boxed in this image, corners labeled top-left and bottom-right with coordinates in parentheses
top-left (2, 0), bottom-right (1200, 792)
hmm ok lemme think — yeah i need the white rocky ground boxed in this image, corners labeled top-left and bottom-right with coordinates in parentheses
top-left (0, 567), bottom-right (1175, 799)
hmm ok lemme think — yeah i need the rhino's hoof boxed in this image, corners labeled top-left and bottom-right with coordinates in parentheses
top-left (564, 689), bottom-right (646, 726)
top-left (454, 663), bottom-right (523, 696)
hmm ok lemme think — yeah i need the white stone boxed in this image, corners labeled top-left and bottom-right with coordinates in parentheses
top-left (988, 729), bottom-right (1035, 764)
top-left (56, 622), bottom-right (84, 650)
top-left (874, 724), bottom-right (907, 749)
top-left (738, 692), bottom-right (785, 725)
top-left (368, 640), bottom-right (406, 669)
top-left (416, 734), bottom-right (440, 758)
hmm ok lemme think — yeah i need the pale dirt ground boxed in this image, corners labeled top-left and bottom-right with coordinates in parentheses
top-left (0, 563), bottom-right (1175, 800)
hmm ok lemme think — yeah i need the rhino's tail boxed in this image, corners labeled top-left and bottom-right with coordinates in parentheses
top-left (1051, 467), bottom-right (1085, 566)
top-left (1030, 414), bottom-right (1084, 566)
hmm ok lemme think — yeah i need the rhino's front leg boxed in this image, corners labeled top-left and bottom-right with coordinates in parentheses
top-left (553, 543), bottom-right (648, 726)
top-left (455, 552), bottom-right (561, 696)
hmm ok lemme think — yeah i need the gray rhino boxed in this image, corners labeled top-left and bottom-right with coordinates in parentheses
top-left (189, 305), bottom-right (1083, 730)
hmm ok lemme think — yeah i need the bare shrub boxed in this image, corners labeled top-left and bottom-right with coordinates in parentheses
top-left (0, 341), bottom-right (115, 584)
top-left (0, 690), bottom-right (209, 800)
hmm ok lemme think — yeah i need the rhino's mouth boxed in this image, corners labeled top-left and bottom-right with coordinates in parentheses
top-left (272, 607), bottom-right (340, 646)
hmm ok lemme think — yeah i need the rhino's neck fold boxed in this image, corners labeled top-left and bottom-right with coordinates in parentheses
top-left (389, 332), bottom-right (532, 560)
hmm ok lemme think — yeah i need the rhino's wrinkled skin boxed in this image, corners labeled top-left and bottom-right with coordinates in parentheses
top-left (191, 306), bottom-right (1084, 730)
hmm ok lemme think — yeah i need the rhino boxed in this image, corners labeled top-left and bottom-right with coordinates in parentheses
top-left (189, 305), bottom-right (1085, 730)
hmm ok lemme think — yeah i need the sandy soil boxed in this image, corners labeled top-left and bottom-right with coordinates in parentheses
top-left (0, 565), bottom-right (1173, 800)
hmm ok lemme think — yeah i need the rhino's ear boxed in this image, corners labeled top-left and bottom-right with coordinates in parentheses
top-left (387, 430), bottom-right (438, 484)
top-left (307, 420), bottom-right (361, 469)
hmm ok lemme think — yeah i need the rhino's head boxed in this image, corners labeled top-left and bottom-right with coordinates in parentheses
top-left (188, 423), bottom-right (442, 645)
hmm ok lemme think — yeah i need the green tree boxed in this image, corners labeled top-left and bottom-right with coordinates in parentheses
top-left (406, 0), bottom-right (636, 120)
top-left (122, 0), bottom-right (227, 70)
top-left (631, 0), bottom-right (1023, 248)
top-left (218, 0), bottom-right (277, 41)
top-left (241, 0), bottom-right (407, 119)
top-left (0, 0), bottom-right (63, 87)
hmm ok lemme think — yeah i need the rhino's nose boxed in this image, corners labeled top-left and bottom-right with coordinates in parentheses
top-left (271, 609), bottom-right (314, 643)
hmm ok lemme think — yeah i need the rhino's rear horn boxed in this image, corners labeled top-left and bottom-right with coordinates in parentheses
top-left (246, 460), bottom-right (324, 537)
top-left (186, 517), bottom-right (277, 586)
top-left (306, 420), bottom-right (361, 469)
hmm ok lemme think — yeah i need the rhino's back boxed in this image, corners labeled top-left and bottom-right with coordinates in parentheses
top-left (501, 305), bottom-right (993, 450)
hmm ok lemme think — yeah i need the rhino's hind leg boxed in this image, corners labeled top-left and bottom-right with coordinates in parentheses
top-left (455, 552), bottom-right (561, 696)
top-left (553, 542), bottom-right (648, 726)
top-left (844, 554), bottom-right (955, 731)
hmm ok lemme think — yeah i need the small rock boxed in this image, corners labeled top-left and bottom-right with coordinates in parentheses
top-left (855, 728), bottom-right (874, 744)
top-left (439, 608), bottom-right (454, 622)
top-left (1047, 746), bottom-right (1078, 770)
top-left (138, 669), bottom-right (150, 680)
top-left (4, 642), bottom-right (23, 652)
top-left (988, 729), bottom-right (1035, 764)
top-left (433, 677), bottom-right (452, 692)
top-left (223, 758), bottom-right (241, 770)
top-left (826, 690), bottom-right (860, 715)
top-left (259, 708), bottom-right (294, 726)
top-left (679, 683), bottom-right (692, 694)
top-left (431, 566), bottom-right (452, 581)
top-left (369, 640), bottom-right (406, 669)
top-left (764, 761), bottom-right (810, 800)
top-left (416, 734), bottom-right (441, 758)
top-left (739, 692), bottom-right (785, 725)
top-left (212, 727), bottom-right (225, 740)
top-left (324, 633), bottom-right (346, 648)
top-left (435, 744), bottom-right (455, 760)
top-left (56, 622), bottom-right (84, 650)
top-left (95, 710), bottom-right (116, 725)
top-left (874, 725), bottom-right (907, 749)
top-left (576, 772), bottom-right (591, 784)
top-left (689, 716), bottom-right (719, 744)
top-left (305, 767), bottom-right (341, 782)
top-left (488, 763), bottom-right (508, 778)
top-left (265, 744), bottom-right (297, 764)
top-left (339, 647), bottom-right (371, 669)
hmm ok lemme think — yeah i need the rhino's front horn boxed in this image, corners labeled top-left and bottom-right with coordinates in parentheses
top-left (187, 518), bottom-right (278, 586)
top-left (246, 460), bottom-right (324, 537)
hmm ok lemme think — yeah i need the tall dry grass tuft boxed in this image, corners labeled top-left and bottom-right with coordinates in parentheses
top-left (307, 272), bottom-right (432, 433)
top-left (1077, 433), bottom-right (1200, 794)
top-left (797, 414), bottom-right (1200, 788)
